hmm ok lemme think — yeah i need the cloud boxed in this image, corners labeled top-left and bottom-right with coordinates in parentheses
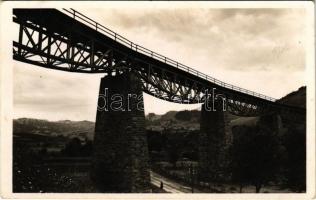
top-left (87, 8), bottom-right (305, 72)
top-left (13, 64), bottom-right (104, 121)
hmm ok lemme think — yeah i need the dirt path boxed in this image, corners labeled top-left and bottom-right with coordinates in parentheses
top-left (150, 171), bottom-right (201, 193)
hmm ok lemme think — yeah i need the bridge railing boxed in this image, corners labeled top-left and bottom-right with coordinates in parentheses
top-left (62, 8), bottom-right (276, 102)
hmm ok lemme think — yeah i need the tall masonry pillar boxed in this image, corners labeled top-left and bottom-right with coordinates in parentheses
top-left (198, 100), bottom-right (231, 182)
top-left (91, 72), bottom-right (151, 192)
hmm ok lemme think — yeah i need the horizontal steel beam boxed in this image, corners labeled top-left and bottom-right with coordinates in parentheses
top-left (12, 8), bottom-right (306, 117)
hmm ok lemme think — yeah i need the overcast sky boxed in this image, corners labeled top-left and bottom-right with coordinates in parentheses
top-left (13, 7), bottom-right (307, 121)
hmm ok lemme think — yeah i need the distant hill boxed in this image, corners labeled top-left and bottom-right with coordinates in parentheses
top-left (14, 86), bottom-right (306, 138)
top-left (146, 110), bottom-right (200, 132)
top-left (231, 86), bottom-right (306, 127)
top-left (13, 118), bottom-right (95, 140)
top-left (277, 86), bottom-right (306, 108)
top-left (146, 109), bottom-right (239, 132)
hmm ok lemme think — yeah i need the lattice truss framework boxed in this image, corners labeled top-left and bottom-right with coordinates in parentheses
top-left (13, 17), bottom-right (122, 73)
top-left (12, 13), bottom-right (303, 118)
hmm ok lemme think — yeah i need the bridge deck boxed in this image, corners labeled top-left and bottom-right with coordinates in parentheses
top-left (13, 8), bottom-right (305, 113)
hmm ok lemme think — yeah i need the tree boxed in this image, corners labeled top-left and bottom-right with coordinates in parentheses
top-left (175, 110), bottom-right (192, 121)
top-left (81, 139), bottom-right (93, 157)
top-left (147, 113), bottom-right (156, 121)
top-left (166, 134), bottom-right (181, 168)
top-left (63, 137), bottom-right (82, 157)
top-left (283, 126), bottom-right (306, 192)
top-left (232, 125), bottom-right (279, 193)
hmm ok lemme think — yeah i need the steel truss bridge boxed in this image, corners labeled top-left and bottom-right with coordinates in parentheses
top-left (13, 8), bottom-right (305, 117)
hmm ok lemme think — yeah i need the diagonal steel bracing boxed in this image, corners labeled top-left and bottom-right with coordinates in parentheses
top-left (12, 8), bottom-right (305, 117)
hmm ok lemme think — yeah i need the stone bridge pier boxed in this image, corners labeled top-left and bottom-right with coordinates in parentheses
top-left (197, 101), bottom-right (286, 183)
top-left (198, 100), bottom-right (231, 182)
top-left (91, 72), bottom-right (151, 192)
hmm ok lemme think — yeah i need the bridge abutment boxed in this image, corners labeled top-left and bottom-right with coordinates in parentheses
top-left (198, 101), bottom-right (231, 182)
top-left (91, 73), bottom-right (151, 192)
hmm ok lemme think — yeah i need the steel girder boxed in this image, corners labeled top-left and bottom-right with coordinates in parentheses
top-left (13, 16), bottom-right (123, 74)
top-left (12, 10), bottom-right (305, 118)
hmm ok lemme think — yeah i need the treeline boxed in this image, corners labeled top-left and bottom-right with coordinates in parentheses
top-left (147, 130), bottom-right (199, 165)
top-left (147, 116), bottom-right (306, 193)
top-left (231, 124), bottom-right (305, 192)
top-left (60, 138), bottom-right (93, 157)
top-left (13, 115), bottom-right (305, 193)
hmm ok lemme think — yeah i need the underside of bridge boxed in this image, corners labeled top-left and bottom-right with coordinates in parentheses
top-left (12, 8), bottom-right (305, 117)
